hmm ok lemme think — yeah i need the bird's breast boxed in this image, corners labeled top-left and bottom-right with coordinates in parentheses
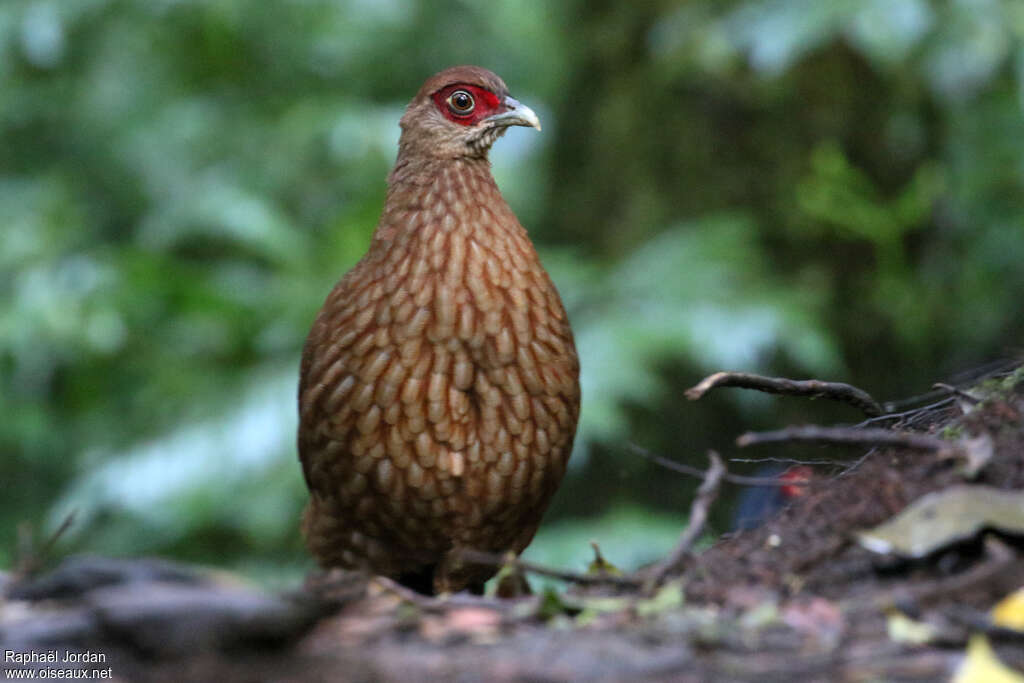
top-left (299, 162), bottom-right (579, 575)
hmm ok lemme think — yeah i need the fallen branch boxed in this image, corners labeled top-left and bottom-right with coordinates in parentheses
top-left (629, 443), bottom-right (810, 488)
top-left (736, 425), bottom-right (959, 456)
top-left (687, 372), bottom-right (883, 417)
top-left (647, 451), bottom-right (727, 587)
top-left (457, 549), bottom-right (642, 589)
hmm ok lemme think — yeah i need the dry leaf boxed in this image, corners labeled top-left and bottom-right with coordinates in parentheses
top-left (960, 434), bottom-right (995, 478)
top-left (991, 586), bottom-right (1024, 632)
top-left (886, 610), bottom-right (936, 645)
top-left (858, 486), bottom-right (1024, 558)
top-left (952, 634), bottom-right (1024, 683)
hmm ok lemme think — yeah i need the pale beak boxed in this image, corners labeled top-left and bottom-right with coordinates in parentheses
top-left (485, 96), bottom-right (542, 131)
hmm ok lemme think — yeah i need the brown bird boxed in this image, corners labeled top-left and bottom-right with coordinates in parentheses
top-left (298, 66), bottom-right (580, 594)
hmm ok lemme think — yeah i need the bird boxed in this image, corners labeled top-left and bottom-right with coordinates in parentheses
top-left (298, 66), bottom-right (580, 595)
top-left (731, 465), bottom-right (812, 531)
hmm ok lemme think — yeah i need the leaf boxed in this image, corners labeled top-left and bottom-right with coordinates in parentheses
top-left (557, 214), bottom-right (841, 451)
top-left (857, 486), bottom-right (1024, 558)
top-left (886, 609), bottom-right (936, 645)
top-left (958, 433), bottom-right (995, 478)
top-left (490, 557), bottom-right (530, 599)
top-left (635, 581), bottom-right (684, 618)
top-left (586, 541), bottom-right (623, 576)
top-left (952, 634), bottom-right (1024, 683)
top-left (739, 601), bottom-right (779, 630)
top-left (419, 608), bottom-right (502, 644)
top-left (991, 586), bottom-right (1024, 632)
top-left (573, 596), bottom-right (631, 627)
top-left (535, 586), bottom-right (576, 621)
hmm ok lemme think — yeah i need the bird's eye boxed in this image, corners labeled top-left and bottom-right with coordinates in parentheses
top-left (447, 90), bottom-right (475, 116)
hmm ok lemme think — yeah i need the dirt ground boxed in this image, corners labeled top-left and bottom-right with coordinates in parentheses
top-left (3, 364), bottom-right (1023, 682)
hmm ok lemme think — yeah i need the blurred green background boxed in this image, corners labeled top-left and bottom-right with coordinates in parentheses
top-left (2, 0), bottom-right (1022, 583)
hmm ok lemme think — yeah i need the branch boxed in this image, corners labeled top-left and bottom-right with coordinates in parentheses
top-left (687, 372), bottom-right (883, 417)
top-left (736, 425), bottom-right (959, 456)
top-left (856, 397), bottom-right (956, 428)
top-left (457, 549), bottom-right (642, 588)
top-left (628, 442), bottom-right (809, 488)
top-left (647, 451), bottom-right (727, 587)
top-left (878, 357), bottom-right (1020, 412)
top-left (932, 382), bottom-right (982, 406)
top-left (14, 510), bottom-right (76, 578)
top-left (729, 456), bottom-right (839, 466)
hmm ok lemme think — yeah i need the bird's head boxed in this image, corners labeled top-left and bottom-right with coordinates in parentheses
top-left (397, 65), bottom-right (541, 161)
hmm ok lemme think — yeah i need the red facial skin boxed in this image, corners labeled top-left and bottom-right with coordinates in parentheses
top-left (432, 84), bottom-right (504, 126)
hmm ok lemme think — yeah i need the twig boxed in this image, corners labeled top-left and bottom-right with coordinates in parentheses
top-left (881, 388), bottom-right (951, 414)
top-left (837, 447), bottom-right (879, 477)
top-left (728, 456), bottom-right (839, 466)
top-left (14, 510), bottom-right (76, 578)
top-left (686, 372), bottom-right (883, 417)
top-left (629, 443), bottom-right (809, 488)
top-left (932, 383), bottom-right (982, 405)
top-left (856, 397), bottom-right (956, 428)
top-left (457, 549), bottom-right (642, 588)
top-left (736, 425), bottom-right (959, 456)
top-left (647, 451), bottom-right (726, 587)
top-left (880, 357), bottom-right (1021, 412)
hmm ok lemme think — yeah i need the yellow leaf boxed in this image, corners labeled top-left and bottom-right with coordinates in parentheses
top-left (992, 586), bottom-right (1024, 631)
top-left (886, 610), bottom-right (935, 645)
top-left (953, 634), bottom-right (1024, 683)
top-left (586, 541), bottom-right (623, 576)
top-left (635, 581), bottom-right (684, 618)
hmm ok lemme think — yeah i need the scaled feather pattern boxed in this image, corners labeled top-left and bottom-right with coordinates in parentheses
top-left (298, 66), bottom-right (580, 594)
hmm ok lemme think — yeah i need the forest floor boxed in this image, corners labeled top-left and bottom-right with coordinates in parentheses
top-left (3, 363), bottom-right (1023, 682)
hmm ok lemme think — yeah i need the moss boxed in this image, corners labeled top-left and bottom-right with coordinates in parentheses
top-left (941, 424), bottom-right (965, 440)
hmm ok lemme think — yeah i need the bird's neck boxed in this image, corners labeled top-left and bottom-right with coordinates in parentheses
top-left (373, 155), bottom-right (521, 249)
top-left (384, 154), bottom-right (494, 207)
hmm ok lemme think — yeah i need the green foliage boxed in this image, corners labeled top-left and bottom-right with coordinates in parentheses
top-left (1, 0), bottom-right (1022, 575)
top-left (523, 505), bottom-right (691, 575)
top-left (561, 213), bottom-right (839, 446)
